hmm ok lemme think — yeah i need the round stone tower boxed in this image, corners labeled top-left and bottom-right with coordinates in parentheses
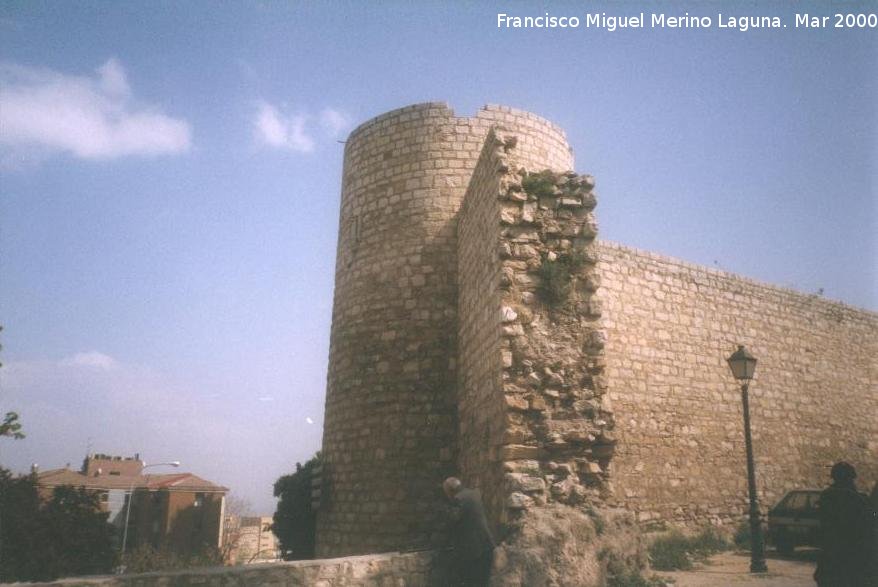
top-left (317, 103), bottom-right (573, 556)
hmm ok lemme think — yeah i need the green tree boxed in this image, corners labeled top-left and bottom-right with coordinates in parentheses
top-left (272, 452), bottom-right (321, 560)
top-left (0, 411), bottom-right (24, 439)
top-left (41, 486), bottom-right (117, 578)
top-left (0, 468), bottom-right (117, 581)
top-left (0, 326), bottom-right (24, 440)
top-left (0, 469), bottom-right (43, 581)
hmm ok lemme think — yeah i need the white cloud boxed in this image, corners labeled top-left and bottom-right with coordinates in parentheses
top-left (59, 350), bottom-right (118, 370)
top-left (320, 108), bottom-right (350, 137)
top-left (0, 59), bottom-right (192, 162)
top-left (253, 101), bottom-right (350, 153)
top-left (254, 101), bottom-right (314, 153)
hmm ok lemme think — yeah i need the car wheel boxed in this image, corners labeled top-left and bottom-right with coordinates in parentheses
top-left (775, 533), bottom-right (794, 556)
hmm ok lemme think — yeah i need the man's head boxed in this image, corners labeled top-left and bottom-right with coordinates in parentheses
top-left (443, 476), bottom-right (462, 498)
top-left (830, 461), bottom-right (857, 483)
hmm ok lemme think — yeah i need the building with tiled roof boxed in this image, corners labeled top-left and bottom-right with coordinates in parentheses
top-left (36, 454), bottom-right (227, 556)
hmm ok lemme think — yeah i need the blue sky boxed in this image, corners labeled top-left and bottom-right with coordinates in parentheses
top-left (1, 1), bottom-right (875, 513)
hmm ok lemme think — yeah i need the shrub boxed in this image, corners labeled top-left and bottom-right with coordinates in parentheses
top-left (733, 520), bottom-right (751, 549)
top-left (648, 529), bottom-right (730, 571)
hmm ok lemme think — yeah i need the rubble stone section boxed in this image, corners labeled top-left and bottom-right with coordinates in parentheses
top-left (597, 241), bottom-right (878, 527)
top-left (457, 127), bottom-right (614, 532)
top-left (319, 103), bottom-right (572, 556)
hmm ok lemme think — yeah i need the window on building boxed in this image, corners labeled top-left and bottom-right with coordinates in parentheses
top-left (99, 491), bottom-right (109, 503)
top-left (194, 492), bottom-right (205, 507)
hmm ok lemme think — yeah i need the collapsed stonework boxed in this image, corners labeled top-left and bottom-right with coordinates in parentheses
top-left (317, 102), bottom-right (878, 573)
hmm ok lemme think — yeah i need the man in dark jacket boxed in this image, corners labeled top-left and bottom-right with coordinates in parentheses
top-left (443, 477), bottom-right (495, 587)
top-left (813, 462), bottom-right (874, 587)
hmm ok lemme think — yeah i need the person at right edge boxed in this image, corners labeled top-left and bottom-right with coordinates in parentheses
top-left (443, 477), bottom-right (495, 586)
top-left (813, 461), bottom-right (875, 587)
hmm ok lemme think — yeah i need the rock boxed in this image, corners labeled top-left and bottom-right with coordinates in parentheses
top-left (501, 306), bottom-right (518, 322)
top-left (506, 492), bottom-right (533, 510)
top-left (502, 445), bottom-right (540, 460)
top-left (506, 473), bottom-right (546, 493)
top-left (505, 395), bottom-right (529, 411)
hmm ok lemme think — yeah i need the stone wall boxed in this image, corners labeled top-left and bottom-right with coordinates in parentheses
top-left (455, 129), bottom-right (508, 532)
top-left (455, 125), bottom-right (616, 536)
top-left (596, 241), bottom-right (878, 527)
top-left (27, 551), bottom-right (437, 587)
top-left (319, 103), bottom-right (572, 556)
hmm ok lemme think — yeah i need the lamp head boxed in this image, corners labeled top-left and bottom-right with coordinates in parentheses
top-left (727, 345), bottom-right (757, 382)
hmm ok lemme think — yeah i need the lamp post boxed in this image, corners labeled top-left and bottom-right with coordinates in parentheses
top-left (120, 461), bottom-right (180, 557)
top-left (727, 345), bottom-right (768, 573)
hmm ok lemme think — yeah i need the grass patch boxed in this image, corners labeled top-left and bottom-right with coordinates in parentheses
top-left (608, 571), bottom-right (672, 587)
top-left (648, 529), bottom-right (730, 571)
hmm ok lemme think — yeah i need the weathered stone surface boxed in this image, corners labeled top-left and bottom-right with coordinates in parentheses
top-left (35, 551), bottom-right (441, 587)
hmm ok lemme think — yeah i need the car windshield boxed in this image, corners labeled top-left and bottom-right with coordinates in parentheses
top-left (778, 491), bottom-right (819, 510)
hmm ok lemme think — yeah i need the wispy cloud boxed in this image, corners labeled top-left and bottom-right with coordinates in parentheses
top-left (0, 58), bottom-right (192, 163)
top-left (59, 351), bottom-right (118, 371)
top-left (254, 101), bottom-right (314, 152)
top-left (319, 108), bottom-right (350, 138)
top-left (253, 101), bottom-right (350, 153)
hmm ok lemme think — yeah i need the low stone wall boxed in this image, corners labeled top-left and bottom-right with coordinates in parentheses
top-left (19, 551), bottom-right (437, 587)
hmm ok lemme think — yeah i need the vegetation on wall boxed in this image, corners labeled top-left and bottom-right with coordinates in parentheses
top-left (272, 452), bottom-right (321, 560)
top-left (521, 169), bottom-right (557, 199)
top-left (538, 251), bottom-right (588, 305)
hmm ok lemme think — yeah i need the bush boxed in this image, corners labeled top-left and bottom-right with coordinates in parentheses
top-left (733, 520), bottom-right (751, 549)
top-left (648, 529), bottom-right (730, 571)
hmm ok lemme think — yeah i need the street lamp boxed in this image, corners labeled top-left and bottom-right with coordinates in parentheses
top-left (120, 461), bottom-right (180, 557)
top-left (727, 345), bottom-right (768, 573)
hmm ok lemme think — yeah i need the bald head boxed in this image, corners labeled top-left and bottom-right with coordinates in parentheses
top-left (443, 476), bottom-right (462, 498)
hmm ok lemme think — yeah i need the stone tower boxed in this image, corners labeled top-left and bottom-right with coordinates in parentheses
top-left (318, 103), bottom-right (573, 556)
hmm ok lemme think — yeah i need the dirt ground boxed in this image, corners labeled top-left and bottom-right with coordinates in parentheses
top-left (656, 549), bottom-right (818, 587)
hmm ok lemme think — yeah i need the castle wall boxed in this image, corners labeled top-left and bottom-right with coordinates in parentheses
top-left (318, 103), bottom-right (572, 555)
top-left (596, 241), bottom-right (878, 526)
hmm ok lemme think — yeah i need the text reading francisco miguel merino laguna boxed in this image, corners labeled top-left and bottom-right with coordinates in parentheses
top-left (497, 12), bottom-right (878, 31)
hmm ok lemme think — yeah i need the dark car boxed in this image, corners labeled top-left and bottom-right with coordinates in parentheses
top-left (768, 489), bottom-right (821, 555)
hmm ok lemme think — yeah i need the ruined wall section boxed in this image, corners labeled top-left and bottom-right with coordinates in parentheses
top-left (319, 103), bottom-right (573, 556)
top-left (495, 168), bottom-right (612, 525)
top-left (596, 241), bottom-right (878, 527)
top-left (457, 130), bottom-right (616, 538)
